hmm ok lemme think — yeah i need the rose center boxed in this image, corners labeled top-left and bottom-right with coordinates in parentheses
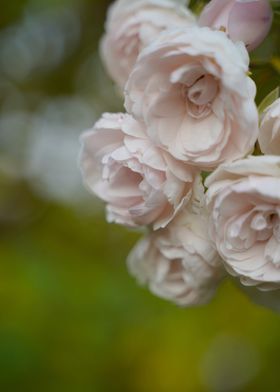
top-left (182, 75), bottom-right (219, 119)
top-left (249, 210), bottom-right (280, 244)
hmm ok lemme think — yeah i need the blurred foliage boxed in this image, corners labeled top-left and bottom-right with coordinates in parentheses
top-left (0, 0), bottom-right (280, 391)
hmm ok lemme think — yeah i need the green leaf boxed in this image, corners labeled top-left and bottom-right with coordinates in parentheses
top-left (189, 0), bottom-right (208, 15)
top-left (201, 171), bottom-right (211, 192)
top-left (271, 57), bottom-right (280, 74)
top-left (258, 86), bottom-right (280, 116)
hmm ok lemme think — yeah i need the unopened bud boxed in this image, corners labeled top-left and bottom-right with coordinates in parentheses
top-left (199, 0), bottom-right (273, 51)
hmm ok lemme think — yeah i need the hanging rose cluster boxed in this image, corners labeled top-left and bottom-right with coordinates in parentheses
top-left (79, 0), bottom-right (280, 307)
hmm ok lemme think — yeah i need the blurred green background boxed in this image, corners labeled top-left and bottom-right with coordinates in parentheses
top-left (0, 0), bottom-right (280, 391)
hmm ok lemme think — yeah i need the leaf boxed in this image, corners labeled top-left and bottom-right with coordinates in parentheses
top-left (189, 0), bottom-right (208, 15)
top-left (271, 57), bottom-right (280, 74)
top-left (201, 171), bottom-right (211, 191)
top-left (273, 10), bottom-right (280, 24)
top-left (258, 86), bottom-right (280, 116)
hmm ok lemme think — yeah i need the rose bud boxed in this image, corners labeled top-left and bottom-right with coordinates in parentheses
top-left (199, 0), bottom-right (273, 51)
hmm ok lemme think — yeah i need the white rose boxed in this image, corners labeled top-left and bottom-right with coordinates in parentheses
top-left (128, 182), bottom-right (224, 306)
top-left (259, 98), bottom-right (280, 155)
top-left (80, 112), bottom-right (195, 230)
top-left (101, 0), bottom-right (195, 89)
top-left (125, 26), bottom-right (259, 170)
top-left (206, 155), bottom-right (280, 290)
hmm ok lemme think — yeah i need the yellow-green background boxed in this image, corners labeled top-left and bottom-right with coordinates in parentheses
top-left (0, 1), bottom-right (280, 391)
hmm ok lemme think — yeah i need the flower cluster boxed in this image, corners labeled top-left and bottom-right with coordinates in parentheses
top-left (79, 0), bottom-right (280, 307)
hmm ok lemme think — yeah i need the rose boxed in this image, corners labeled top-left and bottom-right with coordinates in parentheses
top-left (199, 0), bottom-right (273, 52)
top-left (79, 112), bottom-right (195, 230)
top-left (125, 26), bottom-right (259, 170)
top-left (206, 155), bottom-right (280, 290)
top-left (128, 182), bottom-right (224, 306)
top-left (101, 0), bottom-right (195, 89)
top-left (259, 98), bottom-right (280, 155)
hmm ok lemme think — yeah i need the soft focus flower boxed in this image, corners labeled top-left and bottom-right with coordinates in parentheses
top-left (206, 156), bottom-right (280, 290)
top-left (199, 0), bottom-right (273, 52)
top-left (128, 181), bottom-right (224, 306)
top-left (80, 113), bottom-right (195, 230)
top-left (125, 27), bottom-right (258, 170)
top-left (259, 98), bottom-right (280, 155)
top-left (101, 0), bottom-right (195, 89)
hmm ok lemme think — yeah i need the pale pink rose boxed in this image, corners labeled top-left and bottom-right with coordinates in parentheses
top-left (206, 155), bottom-right (280, 290)
top-left (199, 0), bottom-right (273, 52)
top-left (80, 113), bottom-right (195, 230)
top-left (101, 0), bottom-right (195, 89)
top-left (125, 27), bottom-right (259, 170)
top-left (128, 182), bottom-right (224, 306)
top-left (259, 98), bottom-right (280, 155)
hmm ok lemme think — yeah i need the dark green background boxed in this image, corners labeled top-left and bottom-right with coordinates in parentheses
top-left (0, 1), bottom-right (280, 391)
